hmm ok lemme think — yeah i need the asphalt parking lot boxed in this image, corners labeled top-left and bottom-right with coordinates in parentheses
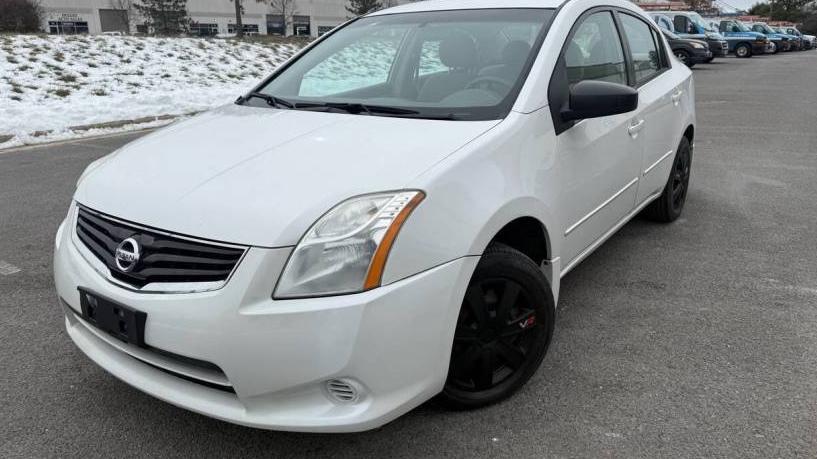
top-left (2, 52), bottom-right (817, 457)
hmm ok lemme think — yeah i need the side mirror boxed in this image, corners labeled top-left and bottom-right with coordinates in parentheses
top-left (561, 80), bottom-right (638, 122)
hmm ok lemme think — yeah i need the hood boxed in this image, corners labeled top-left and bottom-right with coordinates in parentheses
top-left (687, 39), bottom-right (710, 47)
top-left (75, 104), bottom-right (499, 247)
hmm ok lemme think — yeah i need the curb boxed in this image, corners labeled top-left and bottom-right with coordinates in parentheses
top-left (0, 112), bottom-right (199, 149)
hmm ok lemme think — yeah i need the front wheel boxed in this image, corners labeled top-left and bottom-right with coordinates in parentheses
top-left (735, 43), bottom-right (752, 58)
top-left (644, 136), bottom-right (692, 223)
top-left (439, 243), bottom-right (555, 409)
top-left (675, 49), bottom-right (692, 67)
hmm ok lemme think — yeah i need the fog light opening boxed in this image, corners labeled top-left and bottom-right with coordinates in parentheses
top-left (325, 378), bottom-right (363, 404)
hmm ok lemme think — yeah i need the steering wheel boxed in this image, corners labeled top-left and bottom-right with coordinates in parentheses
top-left (465, 76), bottom-right (513, 95)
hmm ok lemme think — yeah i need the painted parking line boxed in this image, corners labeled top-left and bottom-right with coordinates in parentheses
top-left (0, 260), bottom-right (22, 275)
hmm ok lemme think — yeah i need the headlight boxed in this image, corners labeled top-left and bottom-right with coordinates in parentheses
top-left (274, 190), bottom-right (425, 298)
top-left (691, 42), bottom-right (706, 49)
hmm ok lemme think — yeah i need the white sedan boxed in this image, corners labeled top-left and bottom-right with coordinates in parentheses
top-left (54, 0), bottom-right (695, 432)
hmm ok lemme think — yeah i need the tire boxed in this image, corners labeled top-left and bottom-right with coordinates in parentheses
top-left (735, 43), bottom-right (752, 58)
top-left (675, 49), bottom-right (692, 67)
top-left (644, 136), bottom-right (692, 223)
top-left (439, 243), bottom-right (555, 410)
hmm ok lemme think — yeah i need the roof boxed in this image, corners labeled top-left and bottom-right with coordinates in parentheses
top-left (370, 0), bottom-right (565, 16)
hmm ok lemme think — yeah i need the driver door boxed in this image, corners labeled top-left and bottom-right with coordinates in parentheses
top-left (551, 10), bottom-right (643, 265)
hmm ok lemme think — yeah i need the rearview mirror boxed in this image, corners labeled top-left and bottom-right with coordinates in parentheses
top-left (560, 80), bottom-right (638, 122)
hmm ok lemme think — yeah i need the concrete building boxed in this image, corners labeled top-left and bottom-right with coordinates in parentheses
top-left (39, 0), bottom-right (410, 37)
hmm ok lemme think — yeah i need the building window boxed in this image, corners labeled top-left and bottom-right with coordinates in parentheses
top-left (99, 9), bottom-right (129, 33)
top-left (48, 21), bottom-right (90, 34)
top-left (228, 23), bottom-right (259, 35)
top-left (190, 22), bottom-right (219, 36)
top-left (136, 23), bottom-right (148, 34)
top-left (317, 25), bottom-right (335, 36)
top-left (293, 15), bottom-right (311, 36)
top-left (266, 14), bottom-right (285, 35)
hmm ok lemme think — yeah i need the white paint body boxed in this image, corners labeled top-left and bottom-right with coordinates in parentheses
top-left (54, 0), bottom-right (695, 432)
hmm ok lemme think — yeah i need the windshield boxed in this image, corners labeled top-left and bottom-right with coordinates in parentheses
top-left (757, 23), bottom-right (775, 34)
top-left (689, 13), bottom-right (716, 32)
top-left (252, 9), bottom-right (554, 121)
top-left (735, 21), bottom-right (751, 32)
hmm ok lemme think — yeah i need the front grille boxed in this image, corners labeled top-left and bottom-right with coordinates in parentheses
top-left (75, 206), bottom-right (245, 289)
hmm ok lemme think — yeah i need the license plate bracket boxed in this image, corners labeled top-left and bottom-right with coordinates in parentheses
top-left (78, 288), bottom-right (147, 347)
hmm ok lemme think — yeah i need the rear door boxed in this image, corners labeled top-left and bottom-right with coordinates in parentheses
top-left (549, 9), bottom-right (643, 264)
top-left (616, 11), bottom-right (686, 203)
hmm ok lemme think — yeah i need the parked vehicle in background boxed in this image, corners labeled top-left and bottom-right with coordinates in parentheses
top-left (778, 26), bottom-right (814, 49)
top-left (748, 22), bottom-right (792, 52)
top-left (650, 12), bottom-right (727, 61)
top-left (53, 0), bottom-right (697, 432)
top-left (709, 19), bottom-right (769, 57)
top-left (659, 26), bottom-right (712, 67)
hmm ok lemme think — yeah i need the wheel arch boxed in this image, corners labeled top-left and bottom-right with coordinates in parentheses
top-left (683, 124), bottom-right (694, 144)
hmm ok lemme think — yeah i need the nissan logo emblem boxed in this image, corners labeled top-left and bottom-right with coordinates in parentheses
top-left (114, 237), bottom-right (140, 272)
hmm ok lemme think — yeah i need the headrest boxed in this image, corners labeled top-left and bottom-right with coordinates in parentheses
top-left (439, 31), bottom-right (478, 69)
top-left (502, 40), bottom-right (531, 67)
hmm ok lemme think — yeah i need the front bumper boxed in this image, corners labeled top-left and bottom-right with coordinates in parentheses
top-left (753, 42), bottom-right (769, 54)
top-left (690, 48), bottom-right (713, 64)
top-left (708, 40), bottom-right (728, 57)
top-left (54, 208), bottom-right (478, 432)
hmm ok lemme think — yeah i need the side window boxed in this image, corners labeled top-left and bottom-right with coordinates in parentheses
top-left (673, 16), bottom-right (686, 34)
top-left (564, 11), bottom-right (627, 86)
top-left (418, 40), bottom-right (447, 76)
top-left (620, 14), bottom-right (663, 84)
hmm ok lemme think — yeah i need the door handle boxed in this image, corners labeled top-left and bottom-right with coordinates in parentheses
top-left (671, 90), bottom-right (683, 105)
top-left (628, 119), bottom-right (645, 137)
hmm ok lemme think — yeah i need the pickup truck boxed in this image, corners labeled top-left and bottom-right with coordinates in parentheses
top-left (778, 26), bottom-right (814, 50)
top-left (707, 19), bottom-right (770, 57)
top-left (749, 22), bottom-right (795, 52)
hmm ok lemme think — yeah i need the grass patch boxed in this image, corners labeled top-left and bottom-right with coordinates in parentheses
top-left (6, 55), bottom-right (19, 64)
top-left (53, 51), bottom-right (65, 62)
top-left (51, 88), bottom-right (71, 97)
top-left (58, 74), bottom-right (77, 83)
top-left (92, 88), bottom-right (108, 96)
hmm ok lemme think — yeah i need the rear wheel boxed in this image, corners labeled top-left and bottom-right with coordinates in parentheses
top-left (735, 43), bottom-right (752, 58)
top-left (439, 244), bottom-right (555, 409)
top-left (644, 136), bottom-right (692, 223)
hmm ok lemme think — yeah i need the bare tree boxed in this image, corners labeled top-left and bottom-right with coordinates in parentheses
top-left (231, 0), bottom-right (243, 37)
top-left (259, 0), bottom-right (296, 36)
top-left (0, 0), bottom-right (43, 32)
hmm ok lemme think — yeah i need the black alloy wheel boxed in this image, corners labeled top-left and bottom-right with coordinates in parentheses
top-left (440, 244), bottom-right (554, 409)
top-left (669, 139), bottom-right (692, 214)
top-left (644, 136), bottom-right (692, 223)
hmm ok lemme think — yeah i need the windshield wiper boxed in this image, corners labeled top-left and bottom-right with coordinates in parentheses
top-left (294, 102), bottom-right (420, 116)
top-left (240, 92), bottom-right (295, 109)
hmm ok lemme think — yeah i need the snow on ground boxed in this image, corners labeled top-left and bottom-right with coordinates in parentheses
top-left (0, 34), bottom-right (305, 148)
